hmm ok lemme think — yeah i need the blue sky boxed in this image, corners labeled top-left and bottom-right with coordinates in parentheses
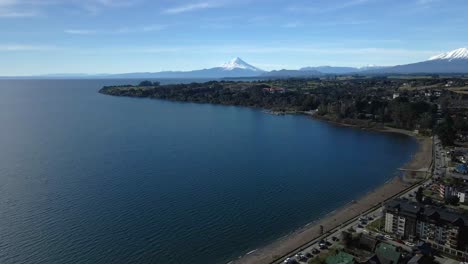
top-left (1, 0), bottom-right (467, 75)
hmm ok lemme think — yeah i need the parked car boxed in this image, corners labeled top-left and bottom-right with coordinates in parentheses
top-left (331, 236), bottom-right (339, 241)
top-left (319, 245), bottom-right (328, 250)
top-left (312, 248), bottom-right (320, 254)
top-left (404, 241), bottom-right (415, 247)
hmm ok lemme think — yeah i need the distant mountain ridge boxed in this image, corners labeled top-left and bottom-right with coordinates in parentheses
top-left (363, 48), bottom-right (468, 74)
top-left (4, 48), bottom-right (468, 79)
top-left (102, 57), bottom-right (265, 79)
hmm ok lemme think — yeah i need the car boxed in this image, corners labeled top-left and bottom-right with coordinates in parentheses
top-left (384, 235), bottom-right (392, 240)
top-left (332, 236), bottom-right (339, 241)
top-left (376, 235), bottom-right (385, 240)
top-left (404, 242), bottom-right (415, 247)
top-left (305, 253), bottom-right (313, 258)
top-left (325, 241), bottom-right (332, 246)
top-left (367, 216), bottom-right (374, 221)
top-left (284, 257), bottom-right (299, 264)
top-left (357, 224), bottom-right (364, 228)
top-left (312, 248), bottom-right (320, 254)
top-left (319, 245), bottom-right (328, 250)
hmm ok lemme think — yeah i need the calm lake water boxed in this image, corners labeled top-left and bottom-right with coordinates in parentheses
top-left (0, 79), bottom-right (418, 264)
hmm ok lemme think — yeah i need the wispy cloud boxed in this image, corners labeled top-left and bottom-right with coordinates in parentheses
top-left (0, 44), bottom-right (56, 51)
top-left (281, 22), bottom-right (302, 28)
top-left (64, 29), bottom-right (98, 35)
top-left (416, 0), bottom-right (438, 5)
top-left (64, 24), bottom-right (166, 35)
top-left (0, 9), bottom-right (38, 17)
top-left (0, 0), bottom-right (41, 17)
top-left (72, 0), bottom-right (142, 15)
top-left (101, 44), bottom-right (437, 58)
top-left (163, 2), bottom-right (219, 14)
top-left (288, 0), bottom-right (372, 13)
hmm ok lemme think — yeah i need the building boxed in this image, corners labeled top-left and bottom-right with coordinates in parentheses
top-left (438, 183), bottom-right (467, 203)
top-left (384, 199), bottom-right (468, 250)
top-left (375, 243), bottom-right (400, 264)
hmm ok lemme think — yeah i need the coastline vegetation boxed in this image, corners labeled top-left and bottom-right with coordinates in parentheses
top-left (100, 77), bottom-right (468, 138)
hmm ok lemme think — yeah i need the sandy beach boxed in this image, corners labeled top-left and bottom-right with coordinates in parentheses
top-left (232, 132), bottom-right (432, 264)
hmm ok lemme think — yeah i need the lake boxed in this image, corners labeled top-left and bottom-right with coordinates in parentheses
top-left (0, 79), bottom-right (418, 264)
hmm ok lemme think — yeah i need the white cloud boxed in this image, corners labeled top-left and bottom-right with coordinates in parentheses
top-left (0, 44), bottom-right (55, 51)
top-left (163, 2), bottom-right (218, 14)
top-left (417, 0), bottom-right (437, 4)
top-left (288, 0), bottom-right (372, 13)
top-left (141, 24), bottom-right (166, 32)
top-left (0, 0), bottom-right (40, 17)
top-left (0, 9), bottom-right (38, 17)
top-left (81, 0), bottom-right (140, 13)
top-left (65, 29), bottom-right (98, 35)
top-left (64, 25), bottom-right (166, 35)
top-left (281, 22), bottom-right (302, 28)
top-left (0, 0), bottom-right (20, 7)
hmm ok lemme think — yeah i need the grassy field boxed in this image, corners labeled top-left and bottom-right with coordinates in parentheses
top-left (366, 217), bottom-right (384, 232)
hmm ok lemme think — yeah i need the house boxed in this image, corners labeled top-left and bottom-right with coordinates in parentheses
top-left (455, 164), bottom-right (468, 174)
top-left (359, 234), bottom-right (378, 252)
top-left (262, 87), bottom-right (286, 94)
top-left (375, 243), bottom-right (400, 264)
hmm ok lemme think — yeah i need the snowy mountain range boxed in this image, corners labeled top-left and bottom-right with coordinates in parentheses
top-left (6, 48), bottom-right (468, 79)
top-left (429, 48), bottom-right (468, 61)
top-left (220, 57), bottom-right (264, 72)
top-left (363, 48), bottom-right (468, 74)
top-left (100, 57), bottom-right (265, 79)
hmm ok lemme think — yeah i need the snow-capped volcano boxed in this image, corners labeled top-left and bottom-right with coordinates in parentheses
top-left (429, 48), bottom-right (468, 61)
top-left (220, 57), bottom-right (264, 71)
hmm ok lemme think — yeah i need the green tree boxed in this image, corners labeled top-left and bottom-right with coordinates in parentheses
top-left (138, 80), bottom-right (153, 86)
top-left (416, 187), bottom-right (424, 202)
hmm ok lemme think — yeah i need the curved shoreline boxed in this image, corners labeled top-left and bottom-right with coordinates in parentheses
top-left (231, 121), bottom-right (432, 264)
top-left (99, 90), bottom-right (432, 264)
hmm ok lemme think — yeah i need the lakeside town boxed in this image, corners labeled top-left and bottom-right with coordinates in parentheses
top-left (101, 76), bottom-right (468, 264)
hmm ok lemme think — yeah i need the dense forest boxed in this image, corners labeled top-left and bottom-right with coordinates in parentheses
top-left (100, 77), bottom-right (468, 136)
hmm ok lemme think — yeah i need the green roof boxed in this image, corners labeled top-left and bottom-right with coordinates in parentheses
top-left (326, 251), bottom-right (354, 264)
top-left (375, 243), bottom-right (400, 264)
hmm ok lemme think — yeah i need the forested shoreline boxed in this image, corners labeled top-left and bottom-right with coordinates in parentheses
top-left (99, 77), bottom-right (468, 139)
